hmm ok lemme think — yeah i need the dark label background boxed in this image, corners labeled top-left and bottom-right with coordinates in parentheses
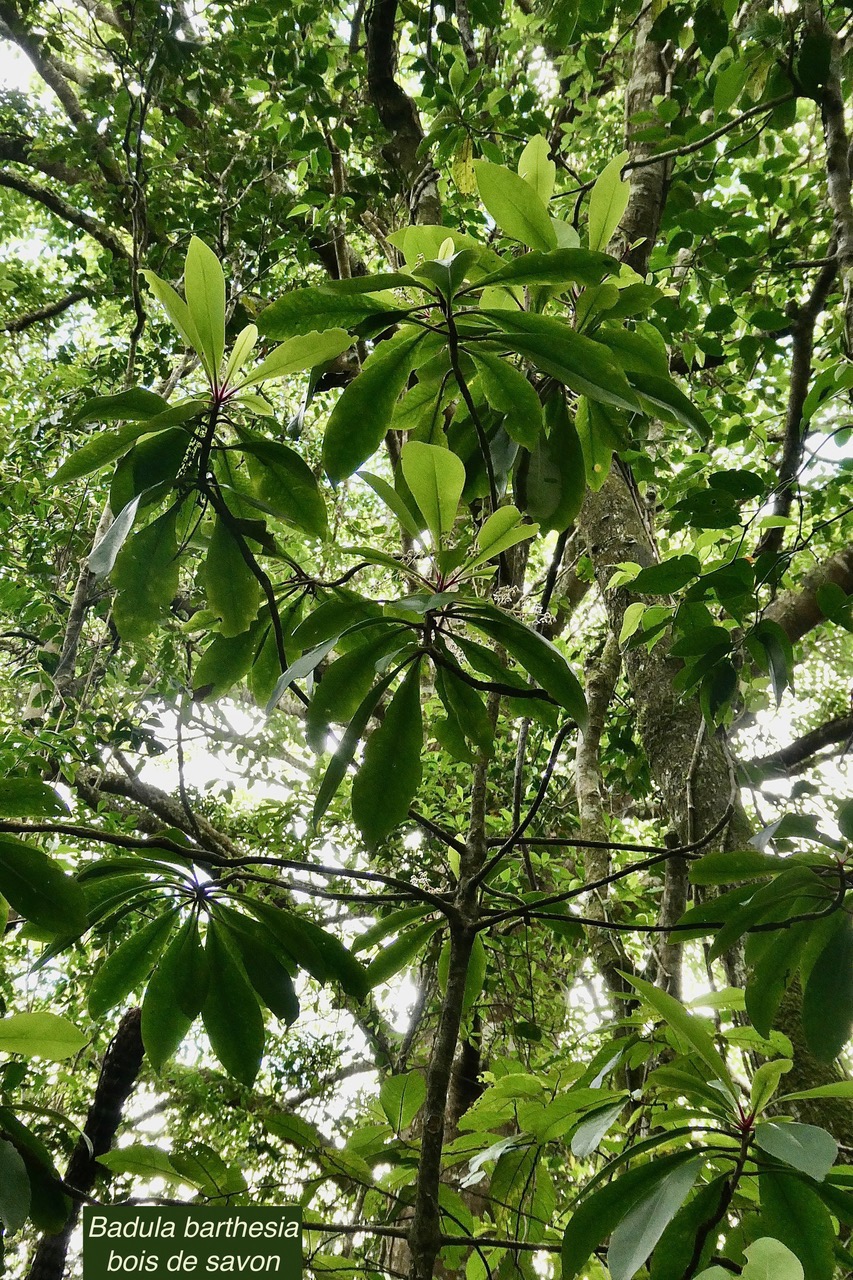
top-left (81, 1206), bottom-right (302, 1279)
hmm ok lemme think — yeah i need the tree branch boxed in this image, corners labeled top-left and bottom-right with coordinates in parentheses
top-left (0, 169), bottom-right (131, 260)
top-left (749, 711), bottom-right (853, 774)
top-left (3, 288), bottom-right (92, 333)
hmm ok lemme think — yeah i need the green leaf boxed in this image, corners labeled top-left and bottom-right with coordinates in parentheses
top-left (0, 780), bottom-right (68, 819)
top-left (473, 248), bottom-right (616, 290)
top-left (463, 603), bottom-right (587, 725)
top-left (307, 629), bottom-right (411, 747)
top-left (758, 1172), bottom-right (835, 1280)
top-left (323, 329), bottom-right (425, 481)
top-left (0, 1138), bottom-right (30, 1233)
top-left (193, 626), bottom-right (260, 700)
top-left (239, 437), bottom-right (327, 539)
top-left (97, 1144), bottom-right (184, 1185)
top-left (571, 1102), bottom-right (623, 1158)
top-left (184, 237), bottom-right (226, 384)
top-left (741, 1239), bottom-right (803, 1280)
top-left (754, 1121), bottom-right (837, 1181)
top-left (435, 663), bottom-right (493, 751)
top-left (202, 919), bottom-right (265, 1085)
top-left (518, 135), bottom-right (556, 202)
top-left (89, 909), bottom-right (178, 1018)
top-left (471, 352), bottom-right (542, 449)
top-left (623, 973), bottom-right (732, 1088)
top-left (237, 328), bottom-right (352, 388)
top-left (400, 441), bottom-right (466, 544)
top-left (112, 508), bottom-right (180, 642)
top-left (629, 556), bottom-right (702, 595)
top-left (313, 669), bottom-right (397, 828)
top-left (72, 387), bottom-right (170, 426)
top-left (88, 497), bottom-right (140, 579)
top-left (778, 1081), bottom-right (853, 1103)
top-left (0, 835), bottom-right (87, 935)
top-left (561, 1152), bottom-right (700, 1280)
top-left (576, 395), bottom-right (616, 488)
top-left (474, 161), bottom-right (557, 251)
top-left (54, 405), bottom-right (203, 485)
top-left (351, 661), bottom-right (423, 845)
top-left (588, 151), bottom-right (630, 251)
top-left (258, 286), bottom-right (408, 340)
top-left (141, 914), bottom-right (205, 1072)
top-left (359, 471), bottom-right (422, 539)
top-left (222, 323), bottom-right (259, 386)
top-left (0, 1012), bottom-right (87, 1061)
top-left (365, 919), bottom-right (441, 987)
top-left (750, 1060), bottom-right (792, 1115)
top-left (202, 517), bottom-right (261, 638)
top-left (480, 310), bottom-right (640, 413)
top-left (517, 392), bottom-right (586, 531)
top-left (607, 1157), bottom-right (701, 1280)
top-left (629, 372), bottom-right (709, 438)
top-left (802, 913), bottom-right (853, 1062)
top-left (689, 850), bottom-right (790, 885)
top-left (142, 270), bottom-right (208, 374)
top-left (650, 1176), bottom-right (728, 1280)
top-left (216, 908), bottom-right (300, 1024)
top-left (380, 1070), bottom-right (426, 1132)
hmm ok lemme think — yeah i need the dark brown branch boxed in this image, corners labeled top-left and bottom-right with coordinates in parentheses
top-left (750, 712), bottom-right (853, 774)
top-left (3, 288), bottom-right (92, 333)
top-left (0, 0), bottom-right (125, 189)
top-left (764, 543), bottom-right (853, 644)
top-left (0, 169), bottom-right (130, 260)
top-left (0, 132), bottom-right (87, 184)
top-left (26, 1010), bottom-right (144, 1280)
top-left (364, 0), bottom-right (440, 224)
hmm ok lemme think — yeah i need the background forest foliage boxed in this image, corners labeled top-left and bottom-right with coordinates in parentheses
top-left (0, 0), bottom-right (852, 1277)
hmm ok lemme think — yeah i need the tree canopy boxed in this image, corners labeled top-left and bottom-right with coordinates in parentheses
top-left (0, 0), bottom-right (852, 1278)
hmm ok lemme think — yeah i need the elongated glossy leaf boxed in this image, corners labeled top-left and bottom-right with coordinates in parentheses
top-left (802, 913), bottom-right (853, 1062)
top-left (474, 161), bottom-right (556, 251)
top-left (216, 908), bottom-right (299, 1024)
top-left (624, 973), bottom-right (732, 1086)
top-left (778, 1081), bottom-right (853, 1103)
top-left (72, 387), bottom-right (169, 426)
top-left (352, 905), bottom-right (430, 953)
top-left (380, 1070), bottom-right (426, 1132)
top-left (238, 328), bottom-right (352, 388)
top-left (607, 1157), bottom-right (701, 1280)
top-left (472, 351), bottom-right (542, 449)
top-left (0, 779), bottom-right (68, 819)
top-left (517, 393), bottom-right (585, 531)
top-left (141, 271), bottom-right (208, 374)
top-left (758, 1172), bottom-right (835, 1280)
top-left (359, 470), bottom-right (422, 538)
top-left (435, 663), bottom-right (493, 751)
top-left (313, 669), bottom-right (397, 827)
top-left (0, 836), bottom-right (86, 935)
top-left (366, 919), bottom-right (441, 987)
top-left (97, 1144), bottom-right (184, 1184)
top-left (474, 248), bottom-right (616, 290)
top-left (259, 287), bottom-right (408, 339)
top-left (463, 604), bottom-right (587, 725)
top-left (324, 330), bottom-right (425, 481)
top-left (650, 1176), bottom-right (728, 1280)
top-left (518, 134), bottom-right (556, 201)
top-left (742, 1238), bottom-right (804, 1280)
top-left (54, 405), bottom-right (203, 485)
top-left (265, 636), bottom-right (339, 716)
top-left (562, 1152), bottom-right (700, 1280)
top-left (88, 497), bottom-right (140, 578)
top-left (184, 237), bottom-right (226, 384)
top-left (630, 372), bottom-right (709, 438)
top-left (690, 849), bottom-right (790, 885)
top-left (89, 909), bottom-right (178, 1018)
top-left (202, 517), bottom-right (260, 638)
top-left (222, 323), bottom-right (259, 387)
top-left (0, 1012), bottom-right (86, 1060)
top-left (588, 151), bottom-right (630, 251)
top-left (400, 441), bottom-right (465, 543)
top-left (141, 914), bottom-right (205, 1071)
top-left (0, 1138), bottom-right (30, 1233)
top-left (351, 661), bottom-right (423, 845)
top-left (112, 508), bottom-right (180, 641)
top-left (202, 920), bottom-right (265, 1085)
top-left (754, 1122), bottom-right (837, 1181)
top-left (481, 310), bottom-right (640, 413)
top-left (571, 1102), bottom-right (623, 1158)
top-left (306, 629), bottom-right (411, 747)
top-left (240, 437), bottom-right (327, 538)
